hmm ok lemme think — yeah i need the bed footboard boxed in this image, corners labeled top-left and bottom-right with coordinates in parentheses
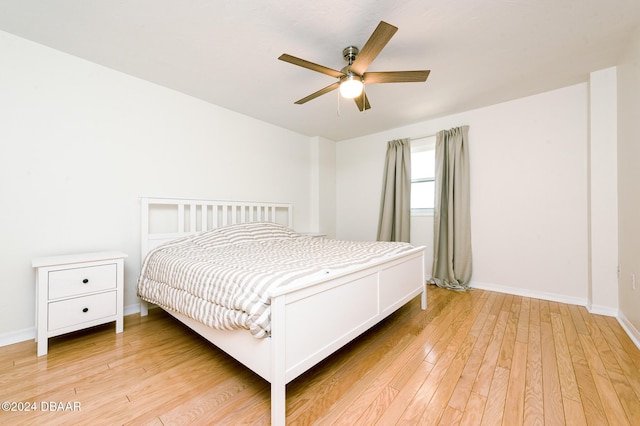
top-left (270, 246), bottom-right (425, 424)
top-left (275, 247), bottom-right (425, 383)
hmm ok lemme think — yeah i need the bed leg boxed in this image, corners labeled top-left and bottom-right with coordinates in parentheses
top-left (140, 300), bottom-right (149, 316)
top-left (270, 295), bottom-right (286, 425)
top-left (271, 380), bottom-right (286, 426)
top-left (421, 285), bottom-right (427, 310)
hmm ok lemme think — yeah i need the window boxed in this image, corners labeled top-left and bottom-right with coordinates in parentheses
top-left (411, 136), bottom-right (436, 214)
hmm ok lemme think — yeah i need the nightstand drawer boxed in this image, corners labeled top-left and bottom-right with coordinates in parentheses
top-left (48, 263), bottom-right (117, 299)
top-left (48, 291), bottom-right (117, 331)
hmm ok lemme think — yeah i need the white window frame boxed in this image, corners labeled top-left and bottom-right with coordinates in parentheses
top-left (411, 136), bottom-right (436, 216)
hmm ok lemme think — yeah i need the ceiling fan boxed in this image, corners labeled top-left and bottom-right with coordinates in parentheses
top-left (278, 21), bottom-right (430, 111)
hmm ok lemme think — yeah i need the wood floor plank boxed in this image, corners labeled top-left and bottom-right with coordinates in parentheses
top-left (558, 303), bottom-right (587, 367)
top-left (539, 299), bottom-right (551, 323)
top-left (557, 299), bottom-right (609, 424)
top-left (550, 311), bottom-right (581, 402)
top-left (388, 323), bottom-right (440, 390)
top-left (562, 396), bottom-right (587, 426)
top-left (503, 340), bottom-right (528, 425)
top-left (375, 359), bottom-right (435, 425)
top-left (540, 320), bottom-right (565, 425)
top-left (572, 362), bottom-right (609, 425)
top-left (395, 347), bottom-right (458, 423)
top-left (424, 309), bottom-right (470, 365)
top-left (417, 294), bottom-right (487, 424)
top-left (548, 301), bottom-right (561, 315)
top-left (523, 297), bottom-right (544, 426)
top-left (460, 391), bottom-right (487, 426)
top-left (499, 293), bottom-right (514, 315)
top-left (516, 296), bottom-right (531, 344)
top-left (472, 309), bottom-right (509, 397)
top-left (578, 332), bottom-right (631, 425)
top-left (395, 297), bottom-right (488, 425)
top-left (580, 310), bottom-right (640, 422)
top-left (608, 370), bottom-right (640, 426)
top-left (447, 310), bottom-right (497, 411)
top-left (439, 404), bottom-right (464, 425)
top-left (161, 374), bottom-right (268, 426)
top-left (593, 315), bottom-right (640, 400)
top-left (604, 316), bottom-right (640, 370)
top-left (313, 334), bottom-right (413, 424)
top-left (389, 288), bottom-right (480, 394)
top-left (489, 291), bottom-right (506, 317)
top-left (569, 304), bottom-right (589, 335)
top-left (1, 286), bottom-right (639, 425)
top-left (354, 383), bottom-right (399, 425)
top-left (497, 296), bottom-right (520, 370)
top-left (581, 308), bottom-right (625, 377)
top-left (348, 289), bottom-right (485, 425)
top-left (480, 365), bottom-right (509, 426)
top-left (287, 290), bottom-right (447, 423)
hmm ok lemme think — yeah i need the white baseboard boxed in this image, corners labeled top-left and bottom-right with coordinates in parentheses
top-left (470, 280), bottom-right (588, 307)
top-left (588, 304), bottom-right (619, 317)
top-left (0, 327), bottom-right (36, 348)
top-left (617, 310), bottom-right (640, 350)
top-left (0, 302), bottom-right (143, 348)
top-left (471, 280), bottom-right (618, 316)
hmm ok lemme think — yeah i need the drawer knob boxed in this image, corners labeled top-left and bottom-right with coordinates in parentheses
top-left (82, 307), bottom-right (89, 313)
top-left (82, 278), bottom-right (89, 284)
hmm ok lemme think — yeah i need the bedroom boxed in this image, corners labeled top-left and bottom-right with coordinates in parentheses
top-left (1, 0), bottom-right (640, 424)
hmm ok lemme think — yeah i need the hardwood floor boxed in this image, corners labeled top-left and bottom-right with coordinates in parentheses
top-left (2, 285), bottom-right (640, 425)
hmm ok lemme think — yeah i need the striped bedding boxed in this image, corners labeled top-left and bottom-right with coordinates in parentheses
top-left (137, 222), bottom-right (414, 338)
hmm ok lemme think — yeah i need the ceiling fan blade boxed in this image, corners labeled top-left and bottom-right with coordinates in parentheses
top-left (349, 21), bottom-right (398, 75)
top-left (294, 82), bottom-right (340, 104)
top-left (353, 91), bottom-right (371, 112)
top-left (279, 54), bottom-right (345, 78)
top-left (363, 70), bottom-right (431, 84)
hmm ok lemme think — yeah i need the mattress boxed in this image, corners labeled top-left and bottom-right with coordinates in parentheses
top-left (137, 222), bottom-right (413, 338)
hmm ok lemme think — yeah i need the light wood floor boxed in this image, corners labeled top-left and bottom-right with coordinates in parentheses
top-left (2, 285), bottom-right (640, 425)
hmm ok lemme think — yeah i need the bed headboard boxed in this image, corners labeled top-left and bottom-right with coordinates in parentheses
top-left (140, 197), bottom-right (293, 259)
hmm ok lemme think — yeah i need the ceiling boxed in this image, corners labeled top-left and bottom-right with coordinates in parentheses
top-left (1, 0), bottom-right (639, 141)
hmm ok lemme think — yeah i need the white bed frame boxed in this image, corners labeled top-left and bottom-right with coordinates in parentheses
top-left (139, 197), bottom-right (426, 425)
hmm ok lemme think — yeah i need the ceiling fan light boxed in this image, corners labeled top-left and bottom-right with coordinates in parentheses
top-left (339, 75), bottom-right (363, 98)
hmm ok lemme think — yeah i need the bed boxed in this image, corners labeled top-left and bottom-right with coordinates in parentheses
top-left (137, 197), bottom-right (426, 425)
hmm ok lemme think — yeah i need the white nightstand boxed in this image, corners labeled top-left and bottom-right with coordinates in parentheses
top-left (32, 251), bottom-right (127, 356)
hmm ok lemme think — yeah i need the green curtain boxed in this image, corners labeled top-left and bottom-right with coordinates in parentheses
top-left (431, 126), bottom-right (472, 290)
top-left (377, 138), bottom-right (411, 242)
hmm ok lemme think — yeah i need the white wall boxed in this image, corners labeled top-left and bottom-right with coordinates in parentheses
top-left (616, 27), bottom-right (640, 345)
top-left (309, 136), bottom-right (337, 238)
top-left (0, 31), bottom-right (315, 341)
top-left (588, 67), bottom-right (619, 315)
top-left (337, 84), bottom-right (591, 304)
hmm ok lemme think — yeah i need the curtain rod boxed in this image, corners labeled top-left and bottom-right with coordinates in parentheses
top-left (410, 133), bottom-right (436, 141)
